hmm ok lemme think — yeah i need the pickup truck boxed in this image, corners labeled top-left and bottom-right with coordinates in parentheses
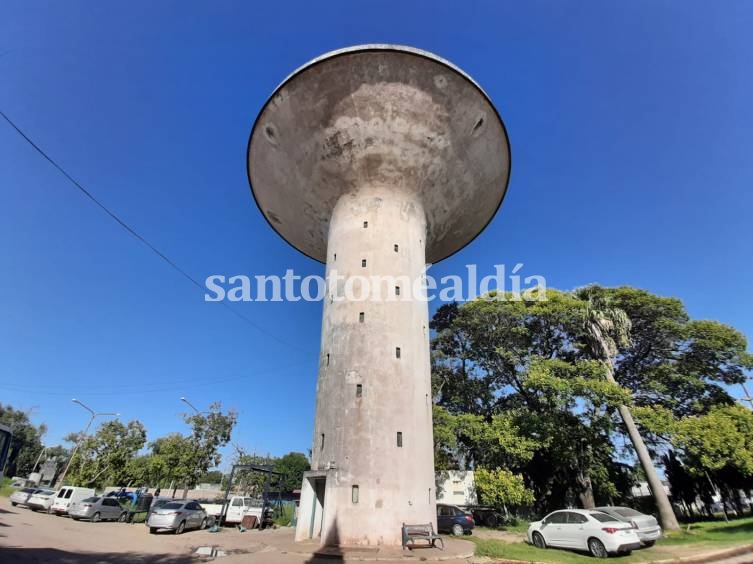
top-left (200, 496), bottom-right (263, 525)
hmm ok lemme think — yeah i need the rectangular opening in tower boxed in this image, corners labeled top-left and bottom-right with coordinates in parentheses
top-left (356, 384), bottom-right (362, 397)
top-left (361, 259), bottom-right (367, 267)
top-left (395, 347), bottom-right (401, 359)
top-left (397, 432), bottom-right (403, 447)
top-left (352, 485), bottom-right (359, 503)
top-left (359, 312), bottom-right (364, 322)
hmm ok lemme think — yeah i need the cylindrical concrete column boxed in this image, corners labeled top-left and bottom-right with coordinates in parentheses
top-left (308, 186), bottom-right (435, 546)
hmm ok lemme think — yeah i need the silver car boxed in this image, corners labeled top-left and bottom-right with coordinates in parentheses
top-left (147, 500), bottom-right (209, 534)
top-left (69, 496), bottom-right (128, 522)
top-left (594, 506), bottom-right (662, 546)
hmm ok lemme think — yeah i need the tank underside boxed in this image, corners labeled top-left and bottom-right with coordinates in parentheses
top-left (248, 45), bottom-right (511, 264)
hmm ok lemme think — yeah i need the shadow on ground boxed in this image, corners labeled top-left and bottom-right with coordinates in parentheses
top-left (0, 547), bottom-right (195, 563)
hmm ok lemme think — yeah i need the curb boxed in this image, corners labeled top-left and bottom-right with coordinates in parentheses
top-left (477, 543), bottom-right (753, 564)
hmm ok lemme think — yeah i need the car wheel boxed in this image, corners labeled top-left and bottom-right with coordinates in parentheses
top-left (149, 527), bottom-right (157, 534)
top-left (176, 521), bottom-right (186, 534)
top-left (91, 512), bottom-right (101, 523)
top-left (200, 518), bottom-right (208, 530)
top-left (588, 538), bottom-right (608, 558)
top-left (532, 532), bottom-right (547, 549)
top-left (11, 502), bottom-right (17, 507)
top-left (452, 523), bottom-right (464, 536)
top-left (643, 540), bottom-right (656, 548)
top-left (119, 512), bottom-right (128, 523)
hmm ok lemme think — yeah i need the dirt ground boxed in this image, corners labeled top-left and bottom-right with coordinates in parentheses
top-left (0, 497), bottom-right (475, 563)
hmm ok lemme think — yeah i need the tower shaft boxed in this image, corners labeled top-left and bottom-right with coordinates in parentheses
top-left (295, 186), bottom-right (436, 546)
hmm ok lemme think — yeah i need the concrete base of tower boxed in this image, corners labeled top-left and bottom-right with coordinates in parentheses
top-left (295, 470), bottom-right (437, 547)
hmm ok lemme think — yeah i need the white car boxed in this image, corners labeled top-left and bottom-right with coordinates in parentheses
top-left (527, 509), bottom-right (642, 558)
top-left (26, 489), bottom-right (58, 512)
top-left (10, 487), bottom-right (44, 507)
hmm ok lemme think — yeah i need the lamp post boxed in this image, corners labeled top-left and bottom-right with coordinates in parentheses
top-left (56, 399), bottom-right (118, 488)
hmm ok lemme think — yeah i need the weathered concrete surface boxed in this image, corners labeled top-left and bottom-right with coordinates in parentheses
top-left (294, 186), bottom-right (435, 547)
top-left (247, 45), bottom-right (511, 548)
top-left (248, 45), bottom-right (511, 265)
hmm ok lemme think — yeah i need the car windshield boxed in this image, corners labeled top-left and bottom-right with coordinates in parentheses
top-left (21, 488), bottom-right (35, 493)
top-left (590, 511), bottom-right (620, 523)
top-left (162, 502), bottom-right (184, 509)
top-left (82, 497), bottom-right (100, 502)
top-left (613, 507), bottom-right (643, 518)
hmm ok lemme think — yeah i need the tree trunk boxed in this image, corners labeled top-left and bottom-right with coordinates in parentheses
top-left (577, 471), bottom-right (596, 508)
top-left (616, 403), bottom-right (680, 530)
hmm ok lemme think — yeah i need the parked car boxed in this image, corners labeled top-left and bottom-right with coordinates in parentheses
top-left (201, 496), bottom-right (263, 525)
top-left (594, 506), bottom-right (662, 546)
top-left (68, 496), bottom-right (128, 522)
top-left (147, 500), bottom-right (209, 534)
top-left (10, 487), bottom-right (45, 507)
top-left (437, 503), bottom-right (475, 536)
top-left (527, 509), bottom-right (641, 558)
top-left (50, 486), bottom-right (96, 516)
top-left (26, 489), bottom-right (58, 512)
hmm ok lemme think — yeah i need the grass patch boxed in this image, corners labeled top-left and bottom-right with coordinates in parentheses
top-left (468, 516), bottom-right (753, 563)
top-left (0, 477), bottom-right (15, 497)
top-left (660, 516), bottom-right (753, 545)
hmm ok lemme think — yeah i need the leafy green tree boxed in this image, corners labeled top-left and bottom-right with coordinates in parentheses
top-left (0, 404), bottom-right (46, 477)
top-left (274, 452), bottom-right (310, 492)
top-left (181, 403), bottom-right (237, 497)
top-left (474, 467), bottom-right (534, 512)
top-left (65, 420), bottom-right (146, 489)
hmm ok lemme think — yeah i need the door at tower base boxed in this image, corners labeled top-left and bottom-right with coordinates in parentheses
top-left (295, 469), bottom-right (437, 547)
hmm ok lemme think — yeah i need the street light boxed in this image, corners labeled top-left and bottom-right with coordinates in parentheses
top-left (180, 396), bottom-right (208, 415)
top-left (56, 399), bottom-right (119, 488)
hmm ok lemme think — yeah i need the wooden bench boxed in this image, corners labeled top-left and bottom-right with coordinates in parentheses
top-left (402, 522), bottom-right (444, 550)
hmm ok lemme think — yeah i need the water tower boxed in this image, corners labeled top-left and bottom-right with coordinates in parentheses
top-left (247, 45), bottom-right (510, 547)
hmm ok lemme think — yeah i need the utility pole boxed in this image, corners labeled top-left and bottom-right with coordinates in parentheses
top-left (56, 399), bottom-right (118, 488)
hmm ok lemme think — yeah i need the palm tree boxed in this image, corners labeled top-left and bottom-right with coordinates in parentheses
top-left (579, 289), bottom-right (680, 531)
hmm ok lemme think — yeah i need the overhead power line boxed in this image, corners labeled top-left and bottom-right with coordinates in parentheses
top-left (0, 109), bottom-right (310, 355)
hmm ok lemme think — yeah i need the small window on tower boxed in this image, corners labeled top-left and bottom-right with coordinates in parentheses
top-left (334, 253), bottom-right (337, 261)
top-left (356, 384), bottom-right (363, 398)
top-left (359, 312), bottom-right (364, 323)
top-left (361, 259), bottom-right (367, 267)
top-left (326, 353), bottom-right (330, 366)
top-left (395, 286), bottom-right (401, 296)
top-left (320, 433), bottom-right (325, 450)
top-left (395, 347), bottom-right (401, 359)
top-left (394, 244), bottom-right (399, 252)
top-left (363, 221), bottom-right (368, 228)
top-left (352, 485), bottom-right (359, 504)
top-left (397, 432), bottom-right (403, 447)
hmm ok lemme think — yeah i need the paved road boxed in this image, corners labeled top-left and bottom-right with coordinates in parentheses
top-left (0, 497), bottom-right (473, 563)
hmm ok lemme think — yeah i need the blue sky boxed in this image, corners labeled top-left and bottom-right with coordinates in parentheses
top-left (2, 1), bottom-right (752, 467)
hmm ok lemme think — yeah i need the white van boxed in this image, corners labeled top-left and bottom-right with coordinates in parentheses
top-left (51, 486), bottom-right (96, 516)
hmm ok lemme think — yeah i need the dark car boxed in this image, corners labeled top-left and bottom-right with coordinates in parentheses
top-left (437, 503), bottom-right (475, 536)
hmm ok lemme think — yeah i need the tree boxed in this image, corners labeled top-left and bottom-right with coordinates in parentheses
top-left (576, 287), bottom-right (680, 530)
top-left (274, 452), bottom-right (310, 492)
top-left (0, 404), bottom-right (46, 478)
top-left (181, 402), bottom-right (237, 497)
top-left (474, 467), bottom-right (534, 512)
top-left (65, 420), bottom-right (146, 489)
